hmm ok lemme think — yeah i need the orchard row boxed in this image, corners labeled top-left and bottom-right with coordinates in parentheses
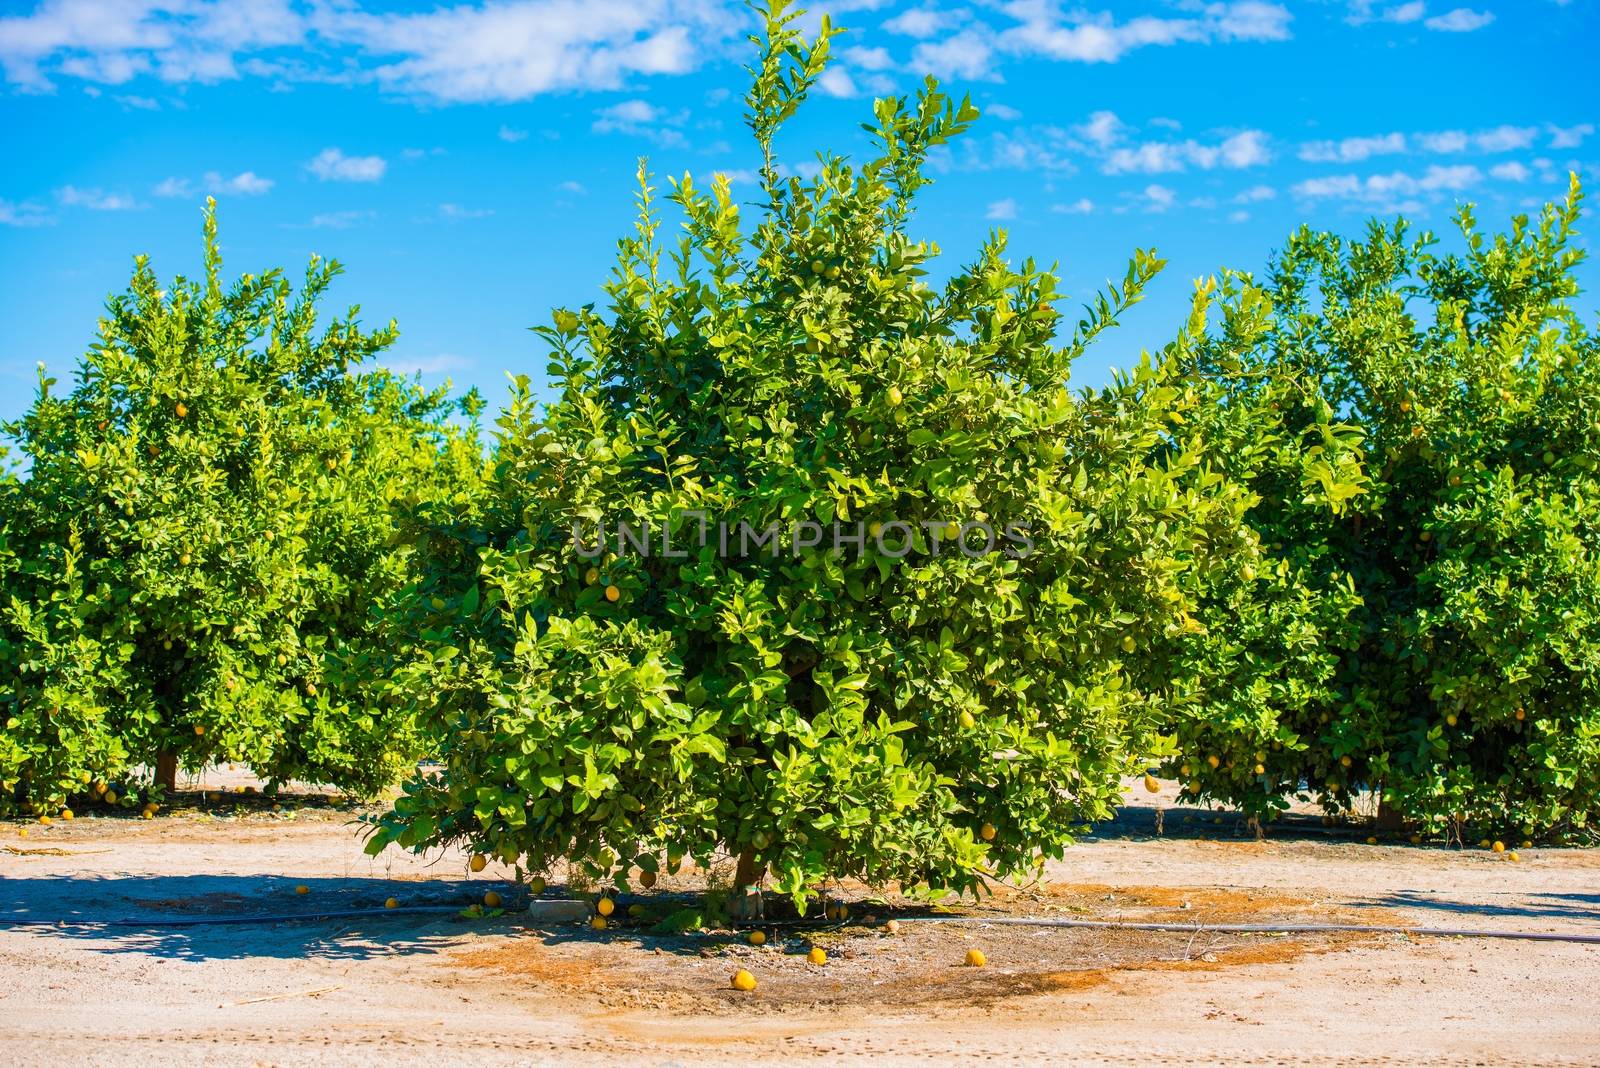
top-left (3, 3), bottom-right (1596, 903)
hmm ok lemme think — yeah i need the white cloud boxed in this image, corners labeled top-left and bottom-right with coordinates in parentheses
top-left (1418, 125), bottom-right (1536, 154)
top-left (1489, 161), bottom-right (1530, 182)
top-left (115, 93), bottom-right (159, 109)
top-left (317, 1), bottom-right (731, 104)
top-left (591, 99), bottom-right (688, 145)
top-left (0, 0), bottom-right (303, 91)
top-left (1075, 110), bottom-right (1127, 150)
top-left (1051, 197), bottom-right (1094, 214)
top-left (0, 0), bottom-right (731, 104)
top-left (205, 170), bottom-right (272, 195)
top-left (498, 125), bottom-right (528, 142)
top-left (1424, 7), bottom-right (1494, 31)
top-left (998, 2), bottom-right (1291, 65)
top-left (1299, 132), bottom-right (1407, 163)
top-left (153, 176), bottom-right (193, 198)
top-left (307, 147), bottom-right (387, 182)
top-left (1228, 209), bottom-right (1251, 222)
top-left (1141, 184), bottom-right (1176, 213)
top-left (985, 102), bottom-right (1022, 121)
top-left (1234, 184), bottom-right (1276, 202)
top-left (842, 45), bottom-right (895, 71)
top-left (884, 6), bottom-right (960, 37)
top-left (1103, 129), bottom-right (1271, 174)
top-left (303, 210), bottom-right (375, 229)
top-left (558, 180), bottom-right (587, 195)
top-left (1292, 163), bottom-right (1481, 203)
top-left (911, 31), bottom-right (996, 80)
top-left (0, 199), bottom-right (55, 227)
top-left (985, 197), bottom-right (1018, 220)
top-left (56, 185), bottom-right (138, 210)
top-left (1383, 2), bottom-right (1426, 22)
top-left (817, 66), bottom-right (858, 98)
top-left (438, 202), bottom-right (494, 219)
top-left (1547, 123), bottom-right (1594, 149)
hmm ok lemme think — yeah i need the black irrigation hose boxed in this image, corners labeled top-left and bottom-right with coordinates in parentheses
top-left (2, 905), bottom-right (1599, 945)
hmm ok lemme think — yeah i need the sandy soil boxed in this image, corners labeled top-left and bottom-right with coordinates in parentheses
top-left (2, 773), bottom-right (1597, 1067)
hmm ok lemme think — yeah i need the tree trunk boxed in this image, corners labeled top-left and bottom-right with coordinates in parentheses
top-left (733, 849), bottom-right (765, 891)
top-left (1375, 793), bottom-right (1406, 832)
top-left (154, 750), bottom-right (178, 794)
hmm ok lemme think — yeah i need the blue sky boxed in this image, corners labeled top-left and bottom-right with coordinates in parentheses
top-left (1, 0), bottom-right (1595, 425)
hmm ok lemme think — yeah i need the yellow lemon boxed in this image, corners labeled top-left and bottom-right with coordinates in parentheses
top-left (385, 897), bottom-right (399, 909)
top-left (748, 930), bottom-right (767, 946)
top-left (965, 949), bottom-right (986, 967)
top-left (175, 402), bottom-right (188, 418)
top-left (1206, 755), bottom-right (1220, 769)
top-left (605, 585), bottom-right (621, 602)
top-left (295, 885), bottom-right (310, 895)
top-left (979, 823), bottom-right (996, 841)
top-left (193, 724), bottom-right (204, 736)
top-left (60, 808), bottom-right (74, 820)
top-left (590, 915), bottom-right (608, 931)
top-left (1491, 840), bottom-right (1505, 853)
top-left (104, 791), bottom-right (118, 805)
top-left (886, 386), bottom-right (903, 407)
top-left (469, 854), bottom-right (487, 872)
top-left (484, 891), bottom-right (503, 908)
top-left (959, 711), bottom-right (977, 729)
top-left (584, 567), bottom-right (599, 585)
top-left (1509, 851), bottom-right (1520, 863)
top-left (731, 969), bottom-right (757, 991)
top-left (596, 897), bottom-right (615, 917)
top-left (1339, 755), bottom-right (1352, 768)
top-left (808, 947), bottom-right (827, 966)
top-left (1143, 774), bottom-right (1160, 793)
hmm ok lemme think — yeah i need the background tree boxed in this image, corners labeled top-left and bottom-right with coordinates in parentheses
top-left (1173, 179), bottom-right (1600, 841)
top-left (0, 200), bottom-right (480, 813)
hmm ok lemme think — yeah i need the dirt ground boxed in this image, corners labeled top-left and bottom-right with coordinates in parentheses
top-left (2, 772), bottom-right (1598, 1066)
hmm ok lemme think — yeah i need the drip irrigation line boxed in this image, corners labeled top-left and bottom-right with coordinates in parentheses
top-left (1, 905), bottom-right (1598, 945)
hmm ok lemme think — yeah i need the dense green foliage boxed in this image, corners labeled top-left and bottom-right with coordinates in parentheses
top-left (2, 1), bottom-right (1595, 871)
top-left (360, 3), bottom-right (1256, 905)
top-left (0, 201), bottom-right (480, 814)
top-left (1170, 179), bottom-right (1600, 840)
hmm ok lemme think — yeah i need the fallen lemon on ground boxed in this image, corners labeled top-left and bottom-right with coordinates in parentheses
top-left (884, 919), bottom-right (900, 935)
top-left (60, 808), bottom-right (73, 820)
top-left (1492, 840), bottom-right (1505, 853)
top-left (731, 969), bottom-right (757, 991)
top-left (808, 947), bottom-right (827, 965)
top-left (965, 949), bottom-right (987, 967)
top-left (484, 891), bottom-right (502, 908)
top-left (748, 930), bottom-right (767, 946)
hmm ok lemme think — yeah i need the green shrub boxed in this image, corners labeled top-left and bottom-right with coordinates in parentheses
top-left (364, 1), bottom-right (1251, 906)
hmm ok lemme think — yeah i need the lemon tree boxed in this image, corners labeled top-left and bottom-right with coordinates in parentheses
top-left (1177, 180), bottom-right (1600, 840)
top-left (364, 1), bottom-right (1251, 907)
top-left (0, 200), bottom-right (479, 813)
